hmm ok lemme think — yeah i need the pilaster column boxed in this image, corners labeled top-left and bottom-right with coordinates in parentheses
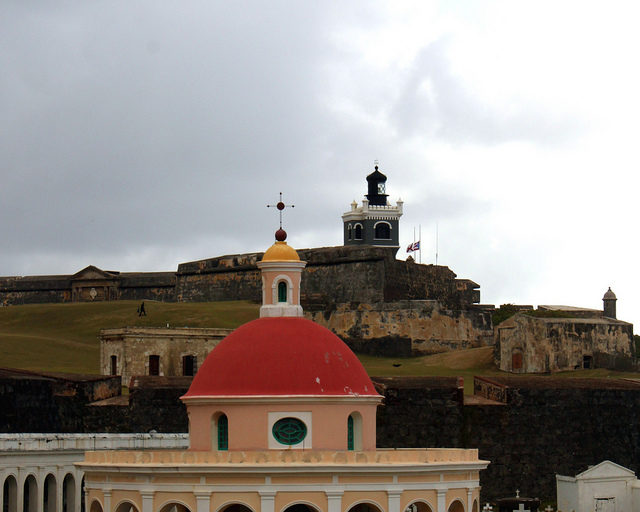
top-left (57, 470), bottom-right (64, 512)
top-left (141, 490), bottom-right (154, 512)
top-left (467, 489), bottom-right (473, 512)
top-left (260, 490), bottom-right (277, 512)
top-left (103, 490), bottom-right (112, 512)
top-left (195, 491), bottom-right (212, 512)
top-left (326, 490), bottom-right (344, 512)
top-left (437, 490), bottom-right (447, 512)
top-left (387, 490), bottom-right (402, 512)
top-left (82, 487), bottom-right (89, 512)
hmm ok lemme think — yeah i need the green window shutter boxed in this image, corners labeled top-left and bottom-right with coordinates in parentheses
top-left (218, 415), bottom-right (228, 451)
top-left (347, 415), bottom-right (354, 451)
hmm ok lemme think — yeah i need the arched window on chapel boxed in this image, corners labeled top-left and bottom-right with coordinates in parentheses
top-left (215, 414), bottom-right (228, 451)
top-left (278, 281), bottom-right (288, 303)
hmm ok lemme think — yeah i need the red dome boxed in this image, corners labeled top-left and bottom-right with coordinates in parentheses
top-left (183, 317), bottom-right (379, 398)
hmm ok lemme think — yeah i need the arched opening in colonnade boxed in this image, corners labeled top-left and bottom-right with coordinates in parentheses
top-left (115, 501), bottom-right (140, 512)
top-left (63, 473), bottom-right (75, 512)
top-left (472, 500), bottom-right (478, 512)
top-left (3, 475), bottom-right (17, 512)
top-left (346, 502), bottom-right (384, 512)
top-left (89, 499), bottom-right (104, 512)
top-left (219, 504), bottom-right (254, 512)
top-left (23, 475), bottom-right (37, 512)
top-left (43, 474), bottom-right (57, 512)
top-left (447, 500), bottom-right (464, 512)
top-left (159, 503), bottom-right (191, 512)
top-left (405, 500), bottom-right (434, 512)
top-left (282, 504), bottom-right (320, 512)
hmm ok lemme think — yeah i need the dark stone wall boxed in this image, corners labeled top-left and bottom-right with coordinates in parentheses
top-left (0, 276), bottom-right (71, 304)
top-left (465, 377), bottom-right (640, 502)
top-left (176, 245), bottom-right (478, 308)
top-left (127, 376), bottom-right (190, 433)
top-left (0, 246), bottom-right (480, 310)
top-left (0, 369), bottom-right (121, 433)
top-left (374, 377), bottom-right (464, 448)
top-left (0, 273), bottom-right (176, 305)
top-left (7, 370), bottom-right (640, 504)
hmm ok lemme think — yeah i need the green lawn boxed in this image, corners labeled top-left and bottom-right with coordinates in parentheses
top-left (1, 301), bottom-right (637, 392)
top-left (0, 300), bottom-right (259, 373)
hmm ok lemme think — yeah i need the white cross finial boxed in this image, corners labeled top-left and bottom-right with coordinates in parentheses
top-left (516, 489), bottom-right (520, 498)
top-left (514, 504), bottom-right (530, 512)
top-left (482, 504), bottom-right (493, 512)
top-left (544, 507), bottom-right (554, 512)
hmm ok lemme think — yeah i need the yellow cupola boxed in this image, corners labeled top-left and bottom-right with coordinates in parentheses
top-left (257, 228), bottom-right (306, 318)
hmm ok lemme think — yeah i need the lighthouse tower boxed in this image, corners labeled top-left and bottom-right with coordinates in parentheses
top-left (342, 164), bottom-right (403, 248)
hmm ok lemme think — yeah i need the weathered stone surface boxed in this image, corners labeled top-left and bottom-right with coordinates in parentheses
top-left (0, 368), bottom-right (120, 433)
top-left (175, 245), bottom-right (481, 307)
top-left (0, 270), bottom-right (175, 305)
top-left (100, 326), bottom-right (232, 386)
top-left (307, 300), bottom-right (493, 356)
top-left (496, 313), bottom-right (634, 372)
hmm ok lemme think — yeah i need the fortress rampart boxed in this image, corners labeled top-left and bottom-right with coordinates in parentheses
top-left (3, 370), bottom-right (639, 503)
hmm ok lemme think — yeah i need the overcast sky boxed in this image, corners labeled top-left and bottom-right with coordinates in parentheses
top-left (2, 1), bottom-right (639, 327)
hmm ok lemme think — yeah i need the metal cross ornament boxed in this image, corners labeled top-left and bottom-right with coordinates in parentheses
top-left (267, 192), bottom-right (294, 229)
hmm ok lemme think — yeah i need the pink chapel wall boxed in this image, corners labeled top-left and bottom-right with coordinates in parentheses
top-left (186, 401), bottom-right (378, 451)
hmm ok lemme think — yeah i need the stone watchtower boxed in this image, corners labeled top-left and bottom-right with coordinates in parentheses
top-left (342, 165), bottom-right (403, 247)
top-left (603, 287), bottom-right (617, 319)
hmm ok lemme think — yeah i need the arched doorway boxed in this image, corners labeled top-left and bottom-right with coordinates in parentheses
top-left (282, 504), bottom-right (320, 512)
top-left (219, 504), bottom-right (253, 512)
top-left (3, 475), bottom-right (17, 512)
top-left (89, 500), bottom-right (104, 512)
top-left (159, 503), bottom-right (191, 512)
top-left (115, 502), bottom-right (140, 512)
top-left (347, 503), bottom-right (384, 512)
top-left (63, 473), bottom-right (75, 512)
top-left (43, 474), bottom-right (56, 512)
top-left (472, 500), bottom-right (478, 512)
top-left (23, 475), bottom-right (37, 512)
top-left (448, 500), bottom-right (464, 512)
top-left (404, 501), bottom-right (433, 512)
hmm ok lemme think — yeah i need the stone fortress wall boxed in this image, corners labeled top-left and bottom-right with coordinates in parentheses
top-left (5, 369), bottom-right (640, 504)
top-left (0, 245), bottom-right (491, 356)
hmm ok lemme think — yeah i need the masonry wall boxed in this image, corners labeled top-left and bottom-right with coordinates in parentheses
top-left (6, 372), bottom-right (640, 505)
top-left (496, 313), bottom-right (634, 373)
top-left (0, 370), bottom-right (120, 433)
top-left (465, 377), bottom-right (640, 502)
top-left (175, 246), bottom-right (479, 307)
top-left (100, 327), bottom-right (232, 387)
top-left (307, 301), bottom-right (493, 356)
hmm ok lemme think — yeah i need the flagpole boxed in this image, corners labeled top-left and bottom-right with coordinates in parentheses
top-left (419, 224), bottom-right (422, 264)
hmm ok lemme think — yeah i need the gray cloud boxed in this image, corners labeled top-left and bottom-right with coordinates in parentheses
top-left (389, 39), bottom-right (584, 146)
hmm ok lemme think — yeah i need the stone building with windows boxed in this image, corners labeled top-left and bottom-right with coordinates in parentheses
top-left (99, 327), bottom-right (232, 387)
top-left (81, 230), bottom-right (488, 512)
top-left (495, 289), bottom-right (634, 373)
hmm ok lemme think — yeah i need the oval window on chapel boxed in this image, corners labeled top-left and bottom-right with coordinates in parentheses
top-left (272, 417), bottom-right (307, 445)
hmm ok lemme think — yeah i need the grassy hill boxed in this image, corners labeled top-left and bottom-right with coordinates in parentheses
top-left (0, 300), bottom-right (259, 373)
top-left (0, 301), bottom-right (637, 392)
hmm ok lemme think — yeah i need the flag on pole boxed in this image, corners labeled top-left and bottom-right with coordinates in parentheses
top-left (406, 241), bottom-right (420, 253)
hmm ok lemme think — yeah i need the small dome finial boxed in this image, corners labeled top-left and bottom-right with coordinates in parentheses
top-left (275, 228), bottom-right (287, 242)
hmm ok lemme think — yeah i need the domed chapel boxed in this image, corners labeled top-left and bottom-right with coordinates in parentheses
top-left (80, 228), bottom-right (488, 512)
